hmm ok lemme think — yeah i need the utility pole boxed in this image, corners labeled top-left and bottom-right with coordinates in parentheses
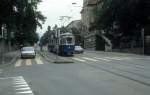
top-left (54, 25), bottom-right (60, 63)
top-left (1, 37), bottom-right (5, 64)
top-left (142, 28), bottom-right (145, 55)
top-left (56, 28), bottom-right (59, 61)
top-left (1, 24), bottom-right (6, 64)
top-left (59, 16), bottom-right (72, 26)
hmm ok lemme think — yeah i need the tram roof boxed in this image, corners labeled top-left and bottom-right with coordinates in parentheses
top-left (61, 32), bottom-right (73, 36)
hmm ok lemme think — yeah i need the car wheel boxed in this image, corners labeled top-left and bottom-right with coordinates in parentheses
top-left (32, 55), bottom-right (35, 59)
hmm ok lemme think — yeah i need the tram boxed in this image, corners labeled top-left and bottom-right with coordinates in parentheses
top-left (48, 32), bottom-right (75, 56)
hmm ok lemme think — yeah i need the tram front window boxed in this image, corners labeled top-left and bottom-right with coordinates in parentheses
top-left (66, 37), bottom-right (72, 44)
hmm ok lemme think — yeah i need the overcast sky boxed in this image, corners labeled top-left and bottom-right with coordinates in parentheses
top-left (37, 0), bottom-right (83, 37)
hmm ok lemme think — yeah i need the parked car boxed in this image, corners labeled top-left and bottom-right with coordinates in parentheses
top-left (74, 46), bottom-right (84, 54)
top-left (21, 46), bottom-right (36, 59)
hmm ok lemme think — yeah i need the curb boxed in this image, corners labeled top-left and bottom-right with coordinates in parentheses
top-left (38, 51), bottom-right (74, 64)
top-left (38, 51), bottom-right (53, 63)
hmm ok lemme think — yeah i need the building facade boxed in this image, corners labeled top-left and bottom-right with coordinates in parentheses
top-left (81, 0), bottom-right (105, 50)
top-left (81, 0), bottom-right (150, 54)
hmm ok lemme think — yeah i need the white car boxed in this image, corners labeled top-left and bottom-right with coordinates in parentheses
top-left (74, 46), bottom-right (84, 54)
top-left (21, 47), bottom-right (36, 58)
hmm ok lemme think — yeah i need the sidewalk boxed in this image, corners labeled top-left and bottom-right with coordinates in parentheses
top-left (0, 51), bottom-right (19, 67)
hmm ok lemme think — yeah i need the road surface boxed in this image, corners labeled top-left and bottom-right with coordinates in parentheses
top-left (0, 50), bottom-right (150, 95)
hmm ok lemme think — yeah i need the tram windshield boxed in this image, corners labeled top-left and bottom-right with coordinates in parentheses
top-left (66, 37), bottom-right (73, 44)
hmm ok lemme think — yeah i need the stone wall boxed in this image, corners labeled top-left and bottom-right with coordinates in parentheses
top-left (0, 41), bottom-right (8, 63)
top-left (0, 41), bottom-right (17, 63)
top-left (84, 32), bottom-right (96, 49)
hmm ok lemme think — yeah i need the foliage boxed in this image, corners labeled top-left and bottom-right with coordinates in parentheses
top-left (40, 25), bottom-right (70, 46)
top-left (0, 0), bottom-right (46, 46)
top-left (40, 26), bottom-right (53, 46)
top-left (94, 0), bottom-right (150, 45)
top-left (60, 26), bottom-right (68, 33)
top-left (71, 27), bottom-right (80, 34)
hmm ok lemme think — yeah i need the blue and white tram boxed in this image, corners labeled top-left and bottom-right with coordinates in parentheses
top-left (59, 33), bottom-right (75, 56)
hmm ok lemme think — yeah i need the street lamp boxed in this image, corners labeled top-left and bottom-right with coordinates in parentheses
top-left (70, 2), bottom-right (83, 23)
top-left (72, 2), bottom-right (77, 5)
top-left (72, 2), bottom-right (82, 8)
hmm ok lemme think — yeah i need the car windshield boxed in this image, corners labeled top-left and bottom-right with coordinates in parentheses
top-left (75, 46), bottom-right (82, 49)
top-left (22, 47), bottom-right (34, 51)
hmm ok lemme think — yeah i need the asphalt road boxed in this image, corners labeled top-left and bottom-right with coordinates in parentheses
top-left (0, 51), bottom-right (150, 95)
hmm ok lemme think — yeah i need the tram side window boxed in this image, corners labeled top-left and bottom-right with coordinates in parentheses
top-left (49, 40), bottom-right (51, 45)
top-left (60, 39), bottom-right (63, 44)
top-left (52, 40), bottom-right (54, 45)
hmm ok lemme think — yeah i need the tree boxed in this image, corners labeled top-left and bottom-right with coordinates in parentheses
top-left (94, 0), bottom-right (150, 48)
top-left (40, 26), bottom-right (53, 46)
top-left (0, 0), bottom-right (46, 47)
top-left (15, 0), bottom-right (46, 46)
top-left (60, 26), bottom-right (68, 34)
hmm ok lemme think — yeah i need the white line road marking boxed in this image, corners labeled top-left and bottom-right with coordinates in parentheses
top-left (94, 57), bottom-right (111, 61)
top-left (13, 80), bottom-right (26, 83)
top-left (16, 90), bottom-right (33, 94)
top-left (104, 57), bottom-right (122, 60)
top-left (82, 57), bottom-right (99, 62)
top-left (26, 59), bottom-right (32, 66)
top-left (113, 57), bottom-right (126, 60)
top-left (0, 76), bottom-right (23, 80)
top-left (13, 79), bottom-right (26, 82)
top-left (13, 76), bottom-right (34, 95)
top-left (0, 76), bottom-right (34, 94)
top-left (16, 87), bottom-right (31, 90)
top-left (16, 76), bottom-right (24, 78)
top-left (15, 59), bottom-right (22, 67)
top-left (35, 57), bottom-right (43, 64)
top-left (14, 82), bottom-right (27, 85)
top-left (72, 58), bottom-right (86, 62)
top-left (13, 84), bottom-right (29, 88)
top-left (13, 78), bottom-right (25, 81)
